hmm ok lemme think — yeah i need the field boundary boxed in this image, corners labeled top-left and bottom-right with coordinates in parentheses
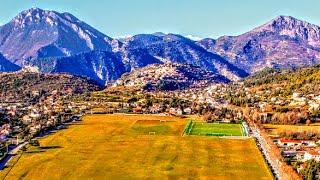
top-left (182, 120), bottom-right (194, 136)
top-left (241, 122), bottom-right (249, 136)
top-left (219, 136), bottom-right (252, 139)
top-left (205, 133), bottom-right (226, 136)
top-left (183, 121), bottom-right (247, 137)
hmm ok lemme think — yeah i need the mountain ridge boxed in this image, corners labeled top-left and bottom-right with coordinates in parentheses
top-left (1, 8), bottom-right (320, 88)
top-left (203, 15), bottom-right (320, 73)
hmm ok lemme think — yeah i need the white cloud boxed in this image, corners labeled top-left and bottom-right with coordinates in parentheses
top-left (185, 35), bottom-right (203, 41)
top-left (115, 35), bottom-right (133, 39)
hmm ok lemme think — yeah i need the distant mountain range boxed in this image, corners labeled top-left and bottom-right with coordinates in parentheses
top-left (198, 15), bottom-right (320, 73)
top-left (1, 8), bottom-right (320, 87)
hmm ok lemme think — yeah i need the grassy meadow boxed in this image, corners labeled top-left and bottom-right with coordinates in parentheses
top-left (1, 114), bottom-right (272, 179)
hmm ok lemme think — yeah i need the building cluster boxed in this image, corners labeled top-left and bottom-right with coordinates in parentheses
top-left (277, 138), bottom-right (320, 162)
top-left (114, 63), bottom-right (223, 91)
top-left (0, 89), bottom-right (92, 154)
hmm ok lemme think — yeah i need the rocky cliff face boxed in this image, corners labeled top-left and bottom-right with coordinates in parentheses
top-left (0, 8), bottom-right (114, 65)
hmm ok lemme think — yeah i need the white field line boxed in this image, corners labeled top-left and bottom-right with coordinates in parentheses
top-left (239, 124), bottom-right (244, 136)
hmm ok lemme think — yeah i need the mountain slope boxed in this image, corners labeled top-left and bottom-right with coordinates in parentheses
top-left (29, 50), bottom-right (127, 86)
top-left (0, 8), bottom-right (115, 65)
top-left (29, 33), bottom-right (247, 86)
top-left (121, 33), bottom-right (248, 81)
top-left (0, 53), bottom-right (21, 72)
top-left (114, 63), bottom-right (230, 91)
top-left (204, 16), bottom-right (320, 73)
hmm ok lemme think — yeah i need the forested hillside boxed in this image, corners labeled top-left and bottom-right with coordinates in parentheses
top-left (0, 72), bottom-right (102, 103)
top-left (244, 65), bottom-right (320, 96)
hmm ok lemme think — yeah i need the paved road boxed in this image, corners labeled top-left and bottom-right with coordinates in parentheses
top-left (0, 142), bottom-right (28, 170)
top-left (251, 127), bottom-right (281, 180)
top-left (9, 142), bottom-right (27, 155)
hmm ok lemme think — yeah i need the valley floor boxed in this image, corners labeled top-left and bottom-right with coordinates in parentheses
top-left (0, 114), bottom-right (272, 179)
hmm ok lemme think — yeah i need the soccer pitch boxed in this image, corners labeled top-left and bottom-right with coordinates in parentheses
top-left (188, 122), bottom-right (244, 136)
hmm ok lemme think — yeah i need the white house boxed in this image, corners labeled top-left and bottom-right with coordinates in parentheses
top-left (184, 107), bottom-right (192, 114)
top-left (22, 115), bottom-right (32, 123)
top-left (30, 110), bottom-right (41, 119)
top-left (301, 140), bottom-right (317, 147)
top-left (303, 150), bottom-right (320, 162)
top-left (278, 138), bottom-right (302, 148)
top-left (309, 101), bottom-right (320, 112)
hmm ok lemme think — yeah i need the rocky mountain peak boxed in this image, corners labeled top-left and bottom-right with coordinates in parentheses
top-left (209, 15), bottom-right (320, 74)
top-left (272, 15), bottom-right (299, 23)
top-left (256, 15), bottom-right (306, 30)
top-left (11, 7), bottom-right (86, 29)
top-left (268, 15), bottom-right (316, 32)
top-left (12, 8), bottom-right (57, 27)
top-left (251, 15), bottom-right (320, 47)
top-left (0, 7), bottom-right (113, 65)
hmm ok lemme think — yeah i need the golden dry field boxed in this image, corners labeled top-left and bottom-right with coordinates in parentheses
top-left (1, 114), bottom-right (272, 179)
top-left (264, 123), bottom-right (320, 135)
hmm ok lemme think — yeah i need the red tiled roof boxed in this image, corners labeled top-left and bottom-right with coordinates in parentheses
top-left (307, 150), bottom-right (320, 156)
top-left (279, 138), bottom-right (301, 143)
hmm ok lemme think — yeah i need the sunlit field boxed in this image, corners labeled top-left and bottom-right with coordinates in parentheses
top-left (1, 114), bottom-right (272, 179)
top-left (264, 123), bottom-right (320, 135)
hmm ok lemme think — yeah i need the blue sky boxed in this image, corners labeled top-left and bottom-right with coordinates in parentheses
top-left (0, 0), bottom-right (319, 38)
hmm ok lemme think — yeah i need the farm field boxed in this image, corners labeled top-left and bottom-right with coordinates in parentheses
top-left (264, 123), bottom-right (320, 135)
top-left (1, 114), bottom-right (272, 179)
top-left (189, 122), bottom-right (244, 136)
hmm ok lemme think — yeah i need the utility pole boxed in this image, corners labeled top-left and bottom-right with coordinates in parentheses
top-left (6, 141), bottom-right (9, 153)
top-left (16, 136), bottom-right (19, 145)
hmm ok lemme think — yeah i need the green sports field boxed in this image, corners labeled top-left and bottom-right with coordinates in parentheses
top-left (189, 122), bottom-right (244, 136)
